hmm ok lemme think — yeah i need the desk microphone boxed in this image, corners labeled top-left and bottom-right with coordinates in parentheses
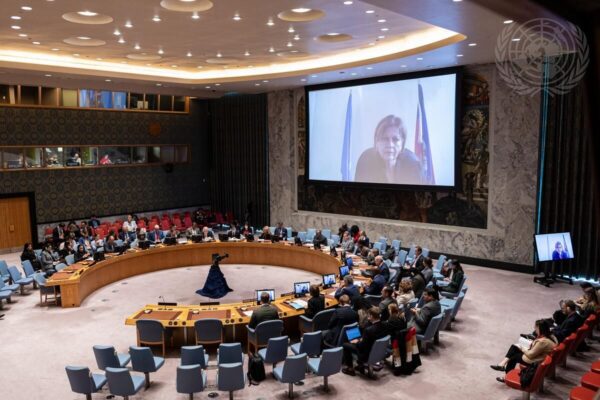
top-left (159, 295), bottom-right (165, 309)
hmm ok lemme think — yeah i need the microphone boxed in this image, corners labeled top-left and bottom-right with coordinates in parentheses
top-left (158, 295), bottom-right (165, 309)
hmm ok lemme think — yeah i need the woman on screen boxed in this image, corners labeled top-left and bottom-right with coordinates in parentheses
top-left (354, 115), bottom-right (425, 185)
top-left (552, 241), bottom-right (569, 260)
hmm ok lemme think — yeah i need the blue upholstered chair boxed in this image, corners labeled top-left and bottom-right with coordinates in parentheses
top-left (422, 247), bottom-right (430, 258)
top-left (331, 234), bottom-right (340, 247)
top-left (297, 232), bottom-right (306, 242)
top-left (34, 248), bottom-right (42, 263)
top-left (181, 345), bottom-right (209, 369)
top-left (298, 308), bottom-right (335, 333)
top-left (8, 266), bottom-right (34, 294)
top-left (217, 362), bottom-right (245, 400)
top-left (33, 273), bottom-right (58, 305)
top-left (440, 275), bottom-right (467, 299)
top-left (65, 365), bottom-right (107, 400)
top-left (372, 242), bottom-right (383, 252)
top-left (258, 336), bottom-right (289, 370)
top-left (393, 250), bottom-right (408, 268)
top-left (273, 353), bottom-right (307, 399)
top-left (364, 294), bottom-right (382, 307)
top-left (290, 330), bottom-right (322, 358)
top-left (105, 367), bottom-right (145, 399)
top-left (439, 305), bottom-right (455, 332)
top-left (307, 347), bottom-right (343, 391)
top-left (55, 263), bottom-right (67, 272)
top-left (177, 364), bottom-right (207, 399)
top-left (217, 343), bottom-right (244, 365)
top-left (450, 291), bottom-right (466, 321)
top-left (0, 278), bottom-right (19, 294)
top-left (0, 260), bottom-right (11, 283)
top-left (327, 322), bottom-right (358, 348)
top-left (129, 346), bottom-right (165, 389)
top-left (391, 239), bottom-right (401, 252)
top-left (0, 289), bottom-right (12, 309)
top-left (305, 228), bottom-right (316, 242)
top-left (93, 345), bottom-right (131, 370)
top-left (433, 255), bottom-right (446, 281)
top-left (136, 319), bottom-right (170, 357)
top-left (65, 254), bottom-right (76, 266)
top-left (416, 313), bottom-right (444, 353)
top-left (406, 245), bottom-right (416, 263)
top-left (321, 229), bottom-right (331, 239)
top-left (365, 336), bottom-right (391, 378)
top-left (194, 318), bottom-right (223, 346)
top-left (246, 319), bottom-right (283, 353)
top-left (21, 260), bottom-right (37, 280)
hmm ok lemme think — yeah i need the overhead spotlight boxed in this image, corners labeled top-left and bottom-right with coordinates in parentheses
top-left (311, 74), bottom-right (318, 78)
top-left (366, 66), bottom-right (373, 70)
top-left (378, 19), bottom-right (386, 23)
top-left (186, 51), bottom-right (192, 57)
top-left (18, 33), bottom-right (27, 37)
top-left (233, 13), bottom-right (241, 21)
top-left (152, 15), bottom-right (161, 22)
top-left (400, 64), bottom-right (407, 68)
top-left (158, 48), bottom-right (164, 55)
top-left (468, 42), bottom-right (477, 46)
top-left (327, 32), bottom-right (340, 36)
top-left (512, 38), bottom-right (521, 42)
top-left (73, 53), bottom-right (80, 56)
top-left (124, 20), bottom-right (133, 28)
top-left (134, 43), bottom-right (141, 50)
top-left (11, 25), bottom-right (21, 30)
top-left (292, 8), bottom-right (311, 13)
top-left (156, 83), bottom-right (162, 86)
top-left (343, 1), bottom-right (353, 4)
top-left (301, 78), bottom-right (307, 82)
top-left (113, 29), bottom-right (121, 35)
top-left (77, 10), bottom-right (96, 16)
top-left (205, 86), bottom-right (211, 89)
top-left (11, 16), bottom-right (22, 20)
top-left (378, 35), bottom-right (385, 39)
top-left (192, 12), bottom-right (200, 20)
top-left (365, 10), bottom-right (375, 14)
top-left (44, 74), bottom-right (52, 77)
top-left (32, 41), bottom-right (40, 45)
top-left (244, 50), bottom-right (250, 56)
top-left (105, 79), bottom-right (111, 82)
top-left (286, 42), bottom-right (293, 47)
top-left (263, 80), bottom-right (269, 83)
top-left (215, 83), bottom-right (221, 86)
top-left (368, 42), bottom-right (375, 46)
top-left (504, 19), bottom-right (514, 24)
top-left (380, 27), bottom-right (389, 31)
top-left (77, 36), bottom-right (91, 40)
top-left (216, 52), bottom-right (222, 57)
top-left (416, 57), bottom-right (423, 60)
top-left (197, 65), bottom-right (203, 69)
top-left (118, 37), bottom-right (125, 44)
top-left (170, 65), bottom-right (178, 68)
top-left (51, 48), bottom-right (60, 51)
top-left (288, 26), bottom-right (295, 33)
top-left (255, 83), bottom-right (260, 86)
top-left (294, 34), bottom-right (300, 41)
top-left (21, 6), bottom-right (33, 11)
top-left (269, 46), bottom-right (275, 53)
top-left (456, 54), bottom-right (463, 57)
top-left (267, 18), bottom-right (274, 26)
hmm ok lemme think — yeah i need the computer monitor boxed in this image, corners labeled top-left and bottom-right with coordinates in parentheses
top-left (322, 273), bottom-right (336, 287)
top-left (93, 251), bottom-right (105, 261)
top-left (164, 237), bottom-right (177, 246)
top-left (293, 282), bottom-right (310, 296)
top-left (339, 265), bottom-right (350, 278)
top-left (535, 232), bottom-right (575, 262)
top-left (218, 234), bottom-right (229, 242)
top-left (191, 234), bottom-right (202, 243)
top-left (255, 289), bottom-right (275, 303)
top-left (139, 240), bottom-right (150, 250)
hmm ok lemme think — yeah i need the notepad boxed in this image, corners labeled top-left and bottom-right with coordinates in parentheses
top-left (287, 300), bottom-right (308, 310)
top-left (243, 310), bottom-right (254, 317)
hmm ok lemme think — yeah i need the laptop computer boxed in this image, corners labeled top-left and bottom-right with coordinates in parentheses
top-left (139, 240), bottom-right (150, 250)
top-left (218, 234), bottom-right (229, 242)
top-left (346, 326), bottom-right (361, 341)
top-left (164, 237), bottom-right (177, 246)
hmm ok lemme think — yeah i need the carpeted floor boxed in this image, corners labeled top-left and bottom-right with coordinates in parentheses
top-left (0, 251), bottom-right (597, 400)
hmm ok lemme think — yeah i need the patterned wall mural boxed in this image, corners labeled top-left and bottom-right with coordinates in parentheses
top-left (0, 102), bottom-right (210, 224)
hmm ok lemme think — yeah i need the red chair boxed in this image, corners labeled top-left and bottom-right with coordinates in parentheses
top-left (225, 211), bottom-right (235, 223)
top-left (183, 216), bottom-right (193, 228)
top-left (505, 355), bottom-right (553, 400)
top-left (570, 386), bottom-right (598, 400)
top-left (560, 334), bottom-right (577, 367)
top-left (184, 211), bottom-right (191, 217)
top-left (44, 227), bottom-right (53, 236)
top-left (160, 220), bottom-right (171, 231)
top-left (592, 360), bottom-right (600, 373)
top-left (570, 325), bottom-right (591, 357)
top-left (546, 343), bottom-right (566, 379)
top-left (581, 371), bottom-right (600, 391)
top-left (173, 218), bottom-right (183, 230)
top-left (137, 220), bottom-right (146, 229)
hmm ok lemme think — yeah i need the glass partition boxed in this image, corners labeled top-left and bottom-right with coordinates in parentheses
top-left (100, 147), bottom-right (130, 165)
top-left (132, 147), bottom-right (147, 164)
top-left (44, 147), bottom-right (64, 167)
top-left (24, 147), bottom-right (42, 168)
top-left (81, 147), bottom-right (98, 166)
top-left (2, 148), bottom-right (24, 169)
top-left (175, 146), bottom-right (189, 163)
top-left (0, 85), bottom-right (17, 104)
top-left (147, 146), bottom-right (161, 163)
top-left (64, 147), bottom-right (82, 166)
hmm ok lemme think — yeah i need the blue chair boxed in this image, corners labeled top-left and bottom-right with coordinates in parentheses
top-left (422, 247), bottom-right (430, 258)
top-left (406, 245), bottom-right (416, 263)
top-left (34, 248), bottom-right (42, 262)
top-left (285, 227), bottom-right (293, 240)
top-left (291, 330), bottom-right (322, 358)
top-left (177, 364), bottom-right (207, 399)
top-left (364, 294), bottom-right (382, 307)
top-left (393, 250), bottom-right (408, 268)
top-left (21, 260), bottom-right (38, 290)
top-left (331, 234), bottom-right (340, 247)
top-left (297, 232), bottom-right (307, 242)
top-left (328, 322), bottom-right (358, 348)
top-left (307, 347), bottom-right (343, 392)
top-left (372, 242), bottom-right (383, 252)
top-left (321, 229), bottom-right (331, 239)
top-left (194, 318), bottom-right (223, 346)
top-left (93, 345), bottom-right (131, 370)
top-left (115, 239), bottom-right (124, 247)
top-left (440, 275), bottom-right (467, 299)
top-left (451, 291), bottom-right (466, 321)
top-left (269, 226), bottom-right (276, 235)
top-left (217, 343), bottom-right (243, 365)
top-left (0, 289), bottom-right (13, 309)
top-left (0, 260), bottom-right (11, 283)
top-left (0, 277), bottom-right (19, 293)
top-left (416, 313), bottom-right (444, 353)
top-left (65, 366), bottom-right (107, 400)
top-left (181, 345), bottom-right (209, 369)
top-left (105, 367), bottom-right (145, 400)
top-left (364, 336), bottom-right (391, 378)
top-left (129, 346), bottom-right (165, 389)
top-left (8, 266), bottom-right (34, 294)
top-left (247, 319), bottom-right (283, 354)
top-left (299, 308), bottom-right (334, 333)
top-left (217, 362), bottom-right (245, 400)
top-left (433, 255), bottom-right (446, 280)
top-left (55, 263), bottom-right (67, 272)
top-left (391, 240), bottom-right (401, 252)
top-left (273, 354), bottom-right (307, 399)
top-left (65, 254), bottom-right (76, 266)
top-left (258, 336), bottom-right (289, 369)
top-left (306, 228), bottom-right (316, 242)
top-left (439, 305), bottom-right (455, 332)
top-left (136, 319), bottom-right (170, 357)
top-left (33, 273), bottom-right (58, 305)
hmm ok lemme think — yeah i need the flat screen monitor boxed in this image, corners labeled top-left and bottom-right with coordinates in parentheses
top-left (307, 68), bottom-right (460, 190)
top-left (164, 237), bottom-right (177, 246)
top-left (339, 265), bottom-right (350, 278)
top-left (191, 234), bottom-right (202, 243)
top-left (255, 289), bottom-right (275, 303)
top-left (294, 282), bottom-right (310, 296)
top-left (139, 240), bottom-right (150, 250)
top-left (346, 326), bottom-right (361, 341)
top-left (322, 273), bottom-right (336, 286)
top-left (218, 234), bottom-right (229, 242)
top-left (535, 232), bottom-right (574, 262)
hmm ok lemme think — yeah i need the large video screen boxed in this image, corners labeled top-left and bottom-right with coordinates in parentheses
top-left (535, 232), bottom-right (575, 262)
top-left (307, 70), bottom-right (459, 189)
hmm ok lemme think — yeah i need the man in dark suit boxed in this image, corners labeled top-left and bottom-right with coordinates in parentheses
top-left (334, 275), bottom-right (360, 303)
top-left (362, 256), bottom-right (390, 281)
top-left (148, 225), bottom-right (164, 244)
top-left (312, 229), bottom-right (328, 249)
top-left (248, 292), bottom-right (280, 329)
top-left (342, 306), bottom-right (388, 376)
top-left (552, 300), bottom-right (585, 342)
top-left (227, 224), bottom-right (241, 239)
top-left (52, 223), bottom-right (66, 244)
top-left (201, 226), bottom-right (215, 242)
top-left (274, 222), bottom-right (288, 240)
top-left (378, 286), bottom-right (395, 321)
top-left (324, 295), bottom-right (358, 346)
top-left (409, 287), bottom-right (441, 334)
top-left (364, 268), bottom-right (386, 296)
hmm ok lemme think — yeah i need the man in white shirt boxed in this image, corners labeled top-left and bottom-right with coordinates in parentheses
top-left (122, 215), bottom-right (137, 242)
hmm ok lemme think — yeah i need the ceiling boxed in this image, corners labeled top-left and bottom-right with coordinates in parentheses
top-left (0, 0), bottom-right (560, 97)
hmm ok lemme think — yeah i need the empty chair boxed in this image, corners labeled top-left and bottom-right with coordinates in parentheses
top-left (306, 228), bottom-right (316, 242)
top-left (422, 248), bottom-right (430, 258)
top-left (65, 254), bottom-right (76, 266)
top-left (393, 250), bottom-right (408, 268)
top-left (438, 306), bottom-right (454, 332)
top-left (0, 278), bottom-right (19, 294)
top-left (286, 227), bottom-right (293, 240)
top-left (217, 343), bottom-right (244, 365)
top-left (181, 345), bottom-right (209, 369)
top-left (247, 319), bottom-right (284, 353)
top-left (372, 242), bottom-right (383, 252)
top-left (258, 336), bottom-right (289, 369)
top-left (569, 386), bottom-right (598, 400)
top-left (8, 266), bottom-right (34, 294)
top-left (93, 345), bottom-right (131, 370)
top-left (291, 331), bottom-right (322, 358)
top-left (416, 313), bottom-right (444, 353)
top-left (0, 260), bottom-right (10, 283)
top-left (365, 336), bottom-right (391, 378)
top-left (129, 346), bottom-right (165, 389)
top-left (364, 294), bottom-right (382, 307)
top-left (194, 318), bottom-right (223, 346)
top-left (391, 240), bottom-right (401, 252)
top-left (406, 245), bottom-right (416, 262)
top-left (177, 364), bottom-right (207, 400)
top-left (21, 260), bottom-right (37, 282)
top-left (105, 367), bottom-right (145, 400)
top-left (433, 255), bottom-right (446, 280)
top-left (273, 353), bottom-right (307, 399)
top-left (299, 308), bottom-right (335, 333)
top-left (307, 347), bottom-right (343, 392)
top-left (451, 291), bottom-right (466, 321)
top-left (331, 234), bottom-right (340, 247)
top-left (217, 362), bottom-right (245, 400)
top-left (297, 232), bottom-right (306, 242)
top-left (0, 288), bottom-right (13, 309)
top-left (321, 229), bottom-right (331, 239)
top-left (55, 263), bottom-right (67, 272)
top-left (136, 319), bottom-right (170, 357)
top-left (65, 366), bottom-right (107, 400)
top-left (33, 273), bottom-right (58, 306)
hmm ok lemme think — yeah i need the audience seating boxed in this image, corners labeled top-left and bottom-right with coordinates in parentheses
top-left (299, 308), bottom-right (334, 334)
top-left (546, 343), bottom-right (567, 380)
top-left (258, 336), bottom-right (289, 370)
top-left (291, 330), bottom-right (322, 358)
top-left (570, 324), bottom-right (591, 357)
top-left (246, 319), bottom-right (284, 353)
top-left (93, 345), bottom-right (131, 370)
top-left (181, 345), bottom-right (209, 369)
top-left (391, 239), bottom-right (401, 252)
top-left (392, 250), bottom-right (408, 268)
top-left (217, 343), bottom-right (244, 364)
top-left (217, 362), bottom-right (245, 400)
top-left (307, 347), bottom-right (343, 392)
top-left (0, 260), bottom-right (11, 283)
top-left (65, 366), bottom-right (107, 400)
top-left (0, 277), bottom-right (19, 294)
top-left (504, 355), bottom-right (553, 400)
top-left (591, 360), bottom-right (600, 374)
top-left (330, 322), bottom-right (359, 348)
top-left (273, 353), bottom-right (308, 399)
top-left (438, 306), bottom-right (454, 332)
top-left (8, 266), bottom-right (34, 294)
top-left (65, 254), bottom-right (75, 266)
top-left (417, 313), bottom-right (444, 353)
top-left (194, 318), bottom-right (223, 346)
top-left (177, 364), bottom-right (207, 400)
top-left (406, 245), bottom-right (416, 263)
top-left (105, 367), bottom-right (146, 400)
top-left (129, 346), bottom-right (165, 389)
top-left (581, 371), bottom-right (600, 391)
top-left (364, 336), bottom-right (391, 378)
top-left (440, 275), bottom-right (467, 299)
top-left (21, 260), bottom-right (38, 288)
top-left (33, 273), bottom-right (58, 305)
top-left (136, 319), bottom-right (171, 357)
top-left (559, 334), bottom-right (577, 368)
top-left (569, 386), bottom-right (598, 400)
top-left (0, 288), bottom-right (12, 309)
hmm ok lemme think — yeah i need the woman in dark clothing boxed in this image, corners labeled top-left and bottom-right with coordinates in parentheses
top-left (21, 242), bottom-right (41, 271)
top-left (437, 261), bottom-right (465, 293)
top-left (305, 284), bottom-right (325, 319)
top-left (387, 303), bottom-right (421, 375)
top-left (196, 253), bottom-right (233, 299)
top-left (74, 244), bottom-right (90, 262)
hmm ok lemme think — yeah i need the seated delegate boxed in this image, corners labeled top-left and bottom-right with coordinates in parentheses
top-left (248, 291), bottom-right (280, 329)
top-left (304, 284), bottom-right (325, 319)
top-left (435, 260), bottom-right (464, 293)
top-left (324, 295), bottom-right (358, 346)
top-left (341, 306), bottom-right (388, 376)
top-left (148, 225), bottom-right (164, 244)
top-left (21, 242), bottom-right (41, 271)
top-left (312, 229), bottom-right (328, 249)
top-left (409, 288), bottom-right (441, 334)
top-left (335, 275), bottom-right (360, 304)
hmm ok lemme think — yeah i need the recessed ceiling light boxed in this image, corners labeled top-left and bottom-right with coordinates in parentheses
top-left (233, 13), bottom-right (241, 21)
top-left (267, 18), bottom-right (274, 26)
top-left (205, 86), bottom-right (211, 89)
top-left (44, 74), bottom-right (52, 77)
top-left (292, 8), bottom-right (312, 13)
top-left (453, 0), bottom-right (462, 2)
top-left (158, 48), bottom-right (164, 55)
top-left (255, 83), bottom-right (260, 86)
top-left (327, 32), bottom-right (340, 36)
top-left (77, 36), bottom-right (91, 40)
top-left (311, 74), bottom-right (318, 78)
top-left (263, 80), bottom-right (269, 83)
top-left (11, 16), bottom-right (22, 20)
top-left (152, 15), bottom-right (161, 22)
top-left (18, 33), bottom-right (27, 37)
top-left (504, 19), bottom-right (514, 24)
top-left (368, 42), bottom-right (375, 46)
top-left (21, 6), bottom-right (33, 11)
top-left (365, 10), bottom-right (375, 14)
top-left (468, 42), bottom-right (477, 46)
top-left (146, 63), bottom-right (152, 66)
top-left (381, 28), bottom-right (389, 31)
top-left (77, 10), bottom-right (96, 16)
top-left (197, 65), bottom-right (203, 69)
top-left (351, 72), bottom-right (357, 76)
top-left (377, 19), bottom-right (386, 23)
top-left (416, 57), bottom-right (423, 60)
top-left (113, 29), bottom-right (121, 35)
top-left (301, 78), bottom-right (307, 81)
top-left (32, 41), bottom-right (40, 45)
top-left (192, 12), bottom-right (199, 20)
top-left (156, 83), bottom-right (162, 86)
top-left (286, 42), bottom-right (293, 47)
top-left (105, 79), bottom-right (111, 82)
top-left (73, 53), bottom-right (80, 56)
top-left (400, 64), bottom-right (407, 68)
top-left (244, 50), bottom-right (250, 56)
top-left (216, 52), bottom-right (222, 57)
top-left (11, 26), bottom-right (21, 30)
top-left (512, 38), bottom-right (521, 42)
top-left (51, 48), bottom-right (59, 51)
top-left (121, 61), bottom-right (127, 64)
top-left (171, 64), bottom-right (178, 68)
top-left (366, 66), bottom-right (373, 70)
top-left (294, 34), bottom-right (300, 41)
top-left (288, 26), bottom-right (295, 33)
top-left (378, 35), bottom-right (385, 39)
top-left (118, 37), bottom-right (125, 44)
top-left (186, 51), bottom-right (192, 57)
top-left (124, 20), bottom-right (133, 28)
top-left (343, 1), bottom-right (353, 4)
top-left (215, 83), bottom-right (221, 86)
top-left (269, 46), bottom-right (275, 53)
top-left (456, 54), bottom-right (463, 57)
top-left (134, 43), bottom-right (141, 50)
top-left (96, 57), bottom-right (103, 60)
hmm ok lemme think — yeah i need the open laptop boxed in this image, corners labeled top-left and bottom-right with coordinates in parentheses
top-left (218, 234), bottom-right (229, 242)
top-left (346, 326), bottom-right (361, 341)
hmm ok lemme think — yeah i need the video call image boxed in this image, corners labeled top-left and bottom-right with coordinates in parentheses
top-left (323, 274), bottom-right (336, 285)
top-left (294, 282), bottom-right (310, 294)
top-left (308, 73), bottom-right (457, 187)
top-left (256, 290), bottom-right (275, 302)
top-left (535, 232), bottom-right (574, 262)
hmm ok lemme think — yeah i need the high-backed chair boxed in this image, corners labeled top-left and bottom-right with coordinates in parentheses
top-left (440, 275), bottom-right (467, 299)
top-left (258, 336), bottom-right (289, 370)
top-left (8, 266), bottom-right (34, 294)
top-left (65, 254), bottom-right (76, 266)
top-left (433, 255), bottom-right (446, 280)
top-left (136, 319), bottom-right (170, 357)
top-left (580, 371), bottom-right (600, 391)
top-left (274, 354), bottom-right (307, 399)
top-left (307, 347), bottom-right (343, 392)
top-left (331, 234), bottom-right (340, 247)
top-left (365, 336), bottom-right (391, 378)
top-left (297, 232), bottom-right (307, 242)
top-left (406, 245), bottom-right (416, 263)
top-left (422, 248), bottom-right (430, 258)
top-left (0, 260), bottom-right (11, 283)
top-left (0, 278), bottom-right (19, 294)
top-left (105, 367), bottom-right (145, 400)
top-left (569, 386), bottom-right (598, 400)
top-left (21, 260), bottom-right (38, 288)
top-left (299, 308), bottom-right (334, 333)
top-left (504, 355), bottom-right (553, 400)
top-left (291, 331), bottom-right (322, 358)
top-left (372, 242), bottom-right (383, 252)
top-left (322, 229), bottom-right (331, 239)
top-left (129, 346), bottom-right (165, 389)
top-left (55, 263), bottom-right (67, 272)
top-left (439, 306), bottom-right (455, 332)
top-left (181, 345), bottom-right (209, 369)
top-left (217, 362), bottom-right (245, 400)
top-left (393, 250), bottom-right (408, 268)
top-left (0, 288), bottom-right (13, 309)
top-left (177, 364), bottom-right (207, 400)
top-left (391, 240), bottom-right (401, 252)
top-left (33, 273), bottom-right (58, 306)
top-left (194, 318), bottom-right (223, 346)
top-left (65, 366), bottom-right (107, 400)
top-left (246, 319), bottom-right (284, 354)
top-left (217, 343), bottom-right (244, 365)
top-left (416, 313), bottom-right (444, 353)
top-left (326, 322), bottom-right (359, 348)
top-left (93, 345), bottom-right (131, 370)
top-left (306, 228), bottom-right (316, 242)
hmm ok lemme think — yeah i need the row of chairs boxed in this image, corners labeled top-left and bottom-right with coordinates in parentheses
top-left (569, 357), bottom-right (600, 399)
